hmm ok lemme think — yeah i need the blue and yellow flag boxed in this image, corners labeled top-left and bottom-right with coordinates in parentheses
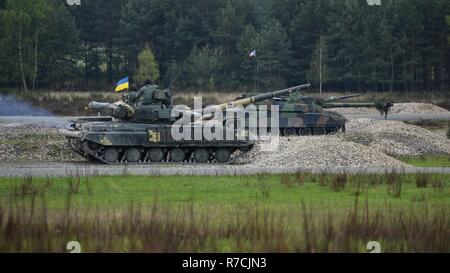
top-left (115, 77), bottom-right (129, 92)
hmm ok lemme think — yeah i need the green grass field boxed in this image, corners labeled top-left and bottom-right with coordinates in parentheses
top-left (399, 155), bottom-right (450, 167)
top-left (0, 174), bottom-right (448, 208)
top-left (0, 173), bottom-right (448, 253)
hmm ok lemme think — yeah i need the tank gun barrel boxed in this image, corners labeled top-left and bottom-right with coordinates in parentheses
top-left (249, 84), bottom-right (312, 103)
top-left (324, 94), bottom-right (361, 102)
top-left (198, 84), bottom-right (311, 121)
top-left (89, 102), bottom-right (117, 111)
top-left (88, 101), bottom-right (135, 119)
top-left (211, 84), bottom-right (311, 112)
top-left (324, 101), bottom-right (394, 119)
top-left (323, 102), bottom-right (381, 108)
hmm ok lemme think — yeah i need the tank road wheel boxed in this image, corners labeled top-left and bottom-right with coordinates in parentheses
top-left (283, 128), bottom-right (297, 136)
top-left (125, 148), bottom-right (141, 163)
top-left (193, 148), bottom-right (209, 163)
top-left (215, 148), bottom-right (231, 163)
top-left (103, 147), bottom-right (119, 163)
top-left (170, 148), bottom-right (186, 163)
top-left (148, 148), bottom-right (164, 162)
top-left (300, 128), bottom-right (312, 136)
top-left (314, 128), bottom-right (326, 135)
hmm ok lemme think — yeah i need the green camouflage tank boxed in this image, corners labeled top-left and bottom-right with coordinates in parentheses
top-left (60, 84), bottom-right (311, 164)
top-left (235, 92), bottom-right (393, 136)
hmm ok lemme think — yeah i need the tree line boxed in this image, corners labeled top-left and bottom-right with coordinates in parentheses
top-left (0, 0), bottom-right (449, 92)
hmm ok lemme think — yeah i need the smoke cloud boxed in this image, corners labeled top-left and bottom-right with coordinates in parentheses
top-left (0, 95), bottom-right (52, 116)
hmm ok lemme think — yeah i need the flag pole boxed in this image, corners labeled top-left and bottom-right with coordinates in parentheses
top-left (255, 49), bottom-right (258, 93)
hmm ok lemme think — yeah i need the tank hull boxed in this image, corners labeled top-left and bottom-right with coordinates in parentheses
top-left (242, 106), bottom-right (347, 136)
top-left (61, 117), bottom-right (254, 164)
top-left (278, 111), bottom-right (347, 135)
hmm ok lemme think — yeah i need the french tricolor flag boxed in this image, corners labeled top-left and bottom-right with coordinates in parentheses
top-left (249, 49), bottom-right (257, 59)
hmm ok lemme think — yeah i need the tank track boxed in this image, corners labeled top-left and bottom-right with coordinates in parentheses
top-left (279, 126), bottom-right (345, 136)
top-left (67, 139), bottom-right (240, 165)
top-left (67, 139), bottom-right (109, 164)
top-left (65, 124), bottom-right (343, 164)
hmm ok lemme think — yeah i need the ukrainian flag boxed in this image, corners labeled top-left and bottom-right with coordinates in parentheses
top-left (115, 77), bottom-right (129, 92)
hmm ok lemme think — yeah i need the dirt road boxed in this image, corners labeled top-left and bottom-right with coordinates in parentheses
top-left (0, 161), bottom-right (449, 177)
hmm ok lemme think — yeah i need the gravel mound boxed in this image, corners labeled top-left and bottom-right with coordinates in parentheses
top-left (236, 135), bottom-right (407, 169)
top-left (1, 118), bottom-right (448, 166)
top-left (333, 103), bottom-right (449, 115)
top-left (345, 119), bottom-right (450, 156)
top-left (0, 125), bottom-right (83, 162)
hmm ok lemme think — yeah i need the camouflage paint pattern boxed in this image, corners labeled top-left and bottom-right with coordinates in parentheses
top-left (246, 100), bottom-right (347, 135)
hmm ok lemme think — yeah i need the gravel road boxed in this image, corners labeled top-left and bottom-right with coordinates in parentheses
top-left (1, 161), bottom-right (450, 177)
